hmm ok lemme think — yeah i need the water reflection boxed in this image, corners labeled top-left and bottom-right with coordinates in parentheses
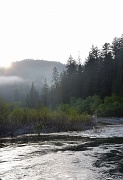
top-left (0, 125), bottom-right (123, 180)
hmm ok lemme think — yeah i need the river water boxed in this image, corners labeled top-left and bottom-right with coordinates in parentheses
top-left (0, 125), bottom-right (123, 180)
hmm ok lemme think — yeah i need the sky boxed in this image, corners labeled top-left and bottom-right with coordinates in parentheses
top-left (0, 0), bottom-right (123, 67)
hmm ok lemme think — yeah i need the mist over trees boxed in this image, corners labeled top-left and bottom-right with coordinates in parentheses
top-left (1, 35), bottom-right (123, 136)
top-left (0, 35), bottom-right (123, 112)
top-left (0, 59), bottom-right (64, 102)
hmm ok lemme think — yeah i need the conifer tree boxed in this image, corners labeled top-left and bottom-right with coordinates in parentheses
top-left (42, 79), bottom-right (49, 106)
top-left (26, 82), bottom-right (39, 108)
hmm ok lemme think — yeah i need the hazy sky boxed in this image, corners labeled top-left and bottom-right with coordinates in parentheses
top-left (0, 0), bottom-right (123, 67)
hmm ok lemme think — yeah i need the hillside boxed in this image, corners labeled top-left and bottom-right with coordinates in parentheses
top-left (0, 59), bottom-right (65, 101)
top-left (0, 59), bottom-right (65, 84)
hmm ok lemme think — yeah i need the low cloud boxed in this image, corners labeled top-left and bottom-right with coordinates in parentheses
top-left (0, 76), bottom-right (24, 85)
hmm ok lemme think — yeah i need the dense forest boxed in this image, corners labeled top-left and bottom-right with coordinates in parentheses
top-left (25, 35), bottom-right (123, 116)
top-left (50, 35), bottom-right (123, 102)
top-left (0, 35), bottom-right (123, 136)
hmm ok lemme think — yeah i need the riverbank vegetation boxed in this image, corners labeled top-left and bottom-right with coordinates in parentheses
top-left (0, 94), bottom-right (123, 137)
top-left (1, 34), bottom-right (123, 137)
top-left (0, 99), bottom-right (92, 137)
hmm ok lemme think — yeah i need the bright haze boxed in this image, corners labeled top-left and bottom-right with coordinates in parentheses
top-left (0, 0), bottom-right (123, 67)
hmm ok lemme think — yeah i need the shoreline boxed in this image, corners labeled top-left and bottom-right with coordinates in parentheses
top-left (0, 122), bottom-right (94, 139)
top-left (1, 117), bottom-right (123, 139)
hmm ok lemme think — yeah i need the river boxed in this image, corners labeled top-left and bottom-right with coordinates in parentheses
top-left (0, 125), bottom-right (123, 180)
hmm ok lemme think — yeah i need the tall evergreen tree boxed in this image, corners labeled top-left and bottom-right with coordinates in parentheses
top-left (42, 79), bottom-right (49, 106)
top-left (52, 67), bottom-right (60, 88)
top-left (112, 36), bottom-right (123, 95)
top-left (76, 54), bottom-right (84, 98)
top-left (26, 82), bottom-right (39, 108)
top-left (60, 70), bottom-right (69, 103)
top-left (50, 67), bottom-right (61, 107)
top-left (66, 55), bottom-right (77, 75)
top-left (83, 46), bottom-right (100, 98)
top-left (100, 43), bottom-right (113, 97)
top-left (65, 55), bottom-right (78, 99)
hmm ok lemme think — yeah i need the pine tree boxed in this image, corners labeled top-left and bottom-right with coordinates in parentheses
top-left (83, 46), bottom-right (100, 98)
top-left (42, 79), bottom-right (49, 106)
top-left (52, 67), bottom-right (60, 88)
top-left (26, 82), bottom-right (39, 108)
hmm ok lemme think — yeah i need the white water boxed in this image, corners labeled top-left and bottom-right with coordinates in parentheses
top-left (0, 125), bottom-right (123, 180)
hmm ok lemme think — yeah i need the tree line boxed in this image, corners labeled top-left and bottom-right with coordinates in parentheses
top-left (26, 34), bottom-right (123, 109)
top-left (1, 34), bottom-right (123, 136)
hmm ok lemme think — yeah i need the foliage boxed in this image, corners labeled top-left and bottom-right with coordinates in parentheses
top-left (1, 34), bottom-right (123, 136)
top-left (0, 99), bottom-right (93, 137)
top-left (0, 99), bottom-right (11, 122)
top-left (70, 95), bottom-right (102, 115)
top-left (48, 34), bottom-right (123, 105)
top-left (97, 95), bottom-right (123, 117)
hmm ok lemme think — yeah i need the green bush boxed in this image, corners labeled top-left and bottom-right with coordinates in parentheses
top-left (0, 99), bottom-right (11, 122)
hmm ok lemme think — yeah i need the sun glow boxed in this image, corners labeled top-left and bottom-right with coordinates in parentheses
top-left (0, 62), bottom-right (11, 68)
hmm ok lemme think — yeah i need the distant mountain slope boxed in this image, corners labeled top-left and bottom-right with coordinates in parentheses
top-left (0, 59), bottom-right (65, 84)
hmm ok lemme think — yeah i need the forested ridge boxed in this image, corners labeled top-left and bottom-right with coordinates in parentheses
top-left (0, 35), bottom-right (123, 136)
top-left (0, 59), bottom-right (65, 101)
top-left (51, 35), bottom-right (123, 103)
top-left (31, 34), bottom-right (123, 114)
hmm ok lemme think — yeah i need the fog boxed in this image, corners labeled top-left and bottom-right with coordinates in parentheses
top-left (0, 59), bottom-right (64, 102)
top-left (0, 76), bottom-right (24, 85)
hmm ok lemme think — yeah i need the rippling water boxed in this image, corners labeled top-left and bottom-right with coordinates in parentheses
top-left (0, 125), bottom-right (123, 180)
